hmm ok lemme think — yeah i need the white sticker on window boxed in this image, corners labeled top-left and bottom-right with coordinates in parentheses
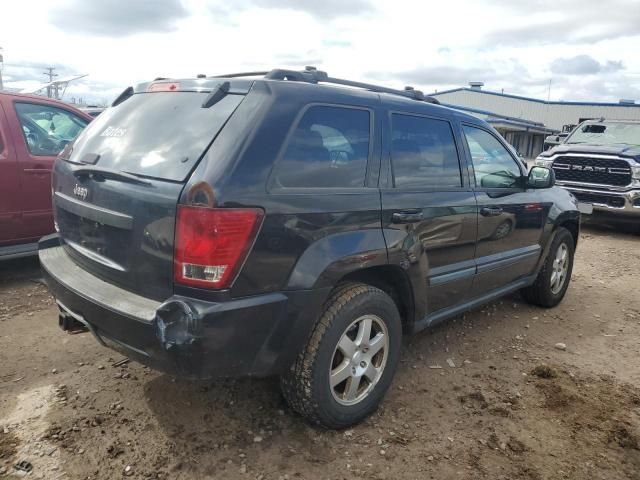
top-left (100, 126), bottom-right (127, 138)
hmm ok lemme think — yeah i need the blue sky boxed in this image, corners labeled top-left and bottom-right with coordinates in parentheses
top-left (1, 0), bottom-right (639, 105)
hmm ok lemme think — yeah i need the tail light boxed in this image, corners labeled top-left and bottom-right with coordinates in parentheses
top-left (174, 205), bottom-right (263, 289)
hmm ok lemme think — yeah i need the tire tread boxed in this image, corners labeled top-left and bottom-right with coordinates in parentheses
top-left (280, 282), bottom-right (390, 427)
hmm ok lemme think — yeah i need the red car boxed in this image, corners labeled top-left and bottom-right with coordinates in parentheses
top-left (0, 92), bottom-right (92, 259)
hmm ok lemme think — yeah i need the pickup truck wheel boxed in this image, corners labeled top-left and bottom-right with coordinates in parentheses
top-left (521, 227), bottom-right (575, 308)
top-left (280, 283), bottom-right (402, 429)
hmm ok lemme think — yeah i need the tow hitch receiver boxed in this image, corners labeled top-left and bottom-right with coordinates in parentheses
top-left (58, 311), bottom-right (88, 333)
top-left (56, 300), bottom-right (90, 334)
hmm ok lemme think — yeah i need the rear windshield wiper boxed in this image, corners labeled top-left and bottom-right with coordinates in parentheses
top-left (71, 165), bottom-right (152, 186)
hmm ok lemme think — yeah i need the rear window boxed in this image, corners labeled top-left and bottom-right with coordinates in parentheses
top-left (273, 105), bottom-right (371, 188)
top-left (68, 92), bottom-right (244, 182)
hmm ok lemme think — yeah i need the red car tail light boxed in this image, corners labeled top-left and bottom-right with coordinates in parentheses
top-left (174, 205), bottom-right (263, 289)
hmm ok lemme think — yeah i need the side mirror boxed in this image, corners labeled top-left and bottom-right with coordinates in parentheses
top-left (528, 166), bottom-right (555, 189)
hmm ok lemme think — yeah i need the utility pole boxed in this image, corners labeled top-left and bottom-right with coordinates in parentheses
top-left (43, 66), bottom-right (58, 98)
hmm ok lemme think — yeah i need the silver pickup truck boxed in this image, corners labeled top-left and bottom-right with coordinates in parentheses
top-left (535, 119), bottom-right (640, 227)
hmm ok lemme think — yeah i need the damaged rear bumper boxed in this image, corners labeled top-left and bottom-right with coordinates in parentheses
top-left (39, 234), bottom-right (328, 379)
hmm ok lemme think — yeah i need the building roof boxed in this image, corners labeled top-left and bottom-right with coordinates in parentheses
top-left (440, 102), bottom-right (556, 134)
top-left (430, 87), bottom-right (640, 108)
top-left (485, 118), bottom-right (555, 134)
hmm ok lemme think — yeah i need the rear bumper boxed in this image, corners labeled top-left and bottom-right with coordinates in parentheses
top-left (39, 234), bottom-right (329, 379)
top-left (560, 185), bottom-right (640, 222)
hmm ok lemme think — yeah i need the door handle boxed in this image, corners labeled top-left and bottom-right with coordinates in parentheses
top-left (480, 207), bottom-right (503, 217)
top-left (391, 210), bottom-right (424, 224)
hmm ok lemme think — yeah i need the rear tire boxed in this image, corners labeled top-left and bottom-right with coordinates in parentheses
top-left (280, 282), bottom-right (402, 429)
top-left (521, 227), bottom-right (575, 308)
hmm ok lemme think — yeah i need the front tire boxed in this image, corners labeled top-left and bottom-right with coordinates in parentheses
top-left (280, 283), bottom-right (402, 429)
top-left (521, 227), bottom-right (575, 307)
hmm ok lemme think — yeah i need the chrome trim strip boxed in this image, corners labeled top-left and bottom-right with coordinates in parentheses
top-left (66, 239), bottom-right (126, 272)
top-left (609, 167), bottom-right (633, 175)
top-left (54, 192), bottom-right (133, 230)
top-left (562, 185), bottom-right (639, 197)
top-left (542, 152), bottom-right (640, 164)
top-left (555, 180), bottom-right (636, 192)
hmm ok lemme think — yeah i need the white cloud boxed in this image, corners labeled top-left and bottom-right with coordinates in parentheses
top-left (0, 0), bottom-right (639, 105)
top-left (550, 55), bottom-right (624, 76)
top-left (50, 0), bottom-right (189, 36)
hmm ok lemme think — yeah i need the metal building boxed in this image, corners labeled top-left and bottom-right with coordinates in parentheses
top-left (431, 84), bottom-right (640, 159)
top-left (442, 103), bottom-right (556, 159)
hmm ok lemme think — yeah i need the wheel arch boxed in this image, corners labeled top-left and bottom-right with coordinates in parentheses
top-left (558, 217), bottom-right (579, 248)
top-left (534, 213), bottom-right (579, 277)
top-left (339, 265), bottom-right (415, 333)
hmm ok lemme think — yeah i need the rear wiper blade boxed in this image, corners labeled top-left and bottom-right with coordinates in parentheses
top-left (71, 165), bottom-right (152, 186)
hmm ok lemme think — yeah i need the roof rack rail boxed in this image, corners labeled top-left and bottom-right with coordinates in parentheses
top-left (209, 66), bottom-right (440, 105)
top-left (211, 71), bottom-right (270, 78)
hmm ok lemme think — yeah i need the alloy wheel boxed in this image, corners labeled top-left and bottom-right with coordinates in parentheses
top-left (329, 314), bottom-right (389, 406)
top-left (550, 242), bottom-right (569, 294)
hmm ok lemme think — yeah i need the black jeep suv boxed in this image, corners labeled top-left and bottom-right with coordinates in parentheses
top-left (39, 68), bottom-right (580, 428)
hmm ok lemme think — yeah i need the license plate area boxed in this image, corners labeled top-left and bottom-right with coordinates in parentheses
top-left (578, 202), bottom-right (594, 215)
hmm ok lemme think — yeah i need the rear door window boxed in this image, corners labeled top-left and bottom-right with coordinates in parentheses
top-left (273, 105), bottom-right (371, 188)
top-left (391, 114), bottom-right (462, 189)
top-left (68, 92), bottom-right (244, 182)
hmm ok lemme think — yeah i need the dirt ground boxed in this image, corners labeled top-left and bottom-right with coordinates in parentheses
top-left (1, 224), bottom-right (640, 480)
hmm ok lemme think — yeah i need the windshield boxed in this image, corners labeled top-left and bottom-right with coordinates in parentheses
top-left (68, 91), bottom-right (244, 182)
top-left (565, 122), bottom-right (640, 146)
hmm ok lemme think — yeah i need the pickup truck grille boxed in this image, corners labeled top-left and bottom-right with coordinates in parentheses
top-left (552, 156), bottom-right (632, 187)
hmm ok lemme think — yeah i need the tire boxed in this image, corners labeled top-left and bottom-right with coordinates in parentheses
top-left (280, 282), bottom-right (402, 429)
top-left (521, 227), bottom-right (575, 308)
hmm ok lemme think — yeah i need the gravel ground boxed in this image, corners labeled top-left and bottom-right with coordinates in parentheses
top-left (1, 224), bottom-right (639, 480)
